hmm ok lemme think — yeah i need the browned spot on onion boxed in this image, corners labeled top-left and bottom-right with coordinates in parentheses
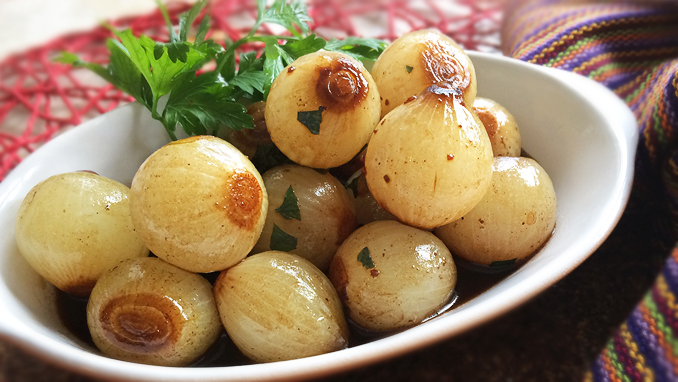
top-left (62, 279), bottom-right (97, 297)
top-left (99, 293), bottom-right (184, 353)
top-left (329, 258), bottom-right (349, 304)
top-left (420, 39), bottom-right (471, 93)
top-left (474, 106), bottom-right (499, 137)
top-left (447, 154), bottom-right (455, 161)
top-left (370, 269), bottom-right (380, 277)
top-left (383, 174), bottom-right (391, 183)
top-left (334, 209), bottom-right (357, 246)
top-left (287, 66), bottom-right (296, 73)
top-left (404, 95), bottom-right (417, 104)
top-left (316, 57), bottom-right (368, 111)
top-left (223, 171), bottom-right (263, 230)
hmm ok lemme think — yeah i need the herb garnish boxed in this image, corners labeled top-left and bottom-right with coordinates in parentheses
top-left (357, 247), bottom-right (375, 269)
top-left (270, 224), bottom-right (297, 252)
top-left (406, 65), bottom-right (414, 73)
top-left (56, 0), bottom-right (387, 141)
top-left (297, 106), bottom-right (326, 135)
top-left (275, 186), bottom-right (301, 220)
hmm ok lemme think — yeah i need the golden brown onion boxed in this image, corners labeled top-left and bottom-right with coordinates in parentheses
top-left (372, 30), bottom-right (476, 118)
top-left (265, 51), bottom-right (381, 168)
top-left (214, 251), bottom-right (349, 363)
top-left (434, 157), bottom-right (557, 266)
top-left (87, 257), bottom-right (221, 366)
top-left (365, 83), bottom-right (493, 229)
top-left (473, 97), bottom-right (521, 157)
top-left (328, 221), bottom-right (456, 332)
top-left (130, 136), bottom-right (268, 273)
top-left (15, 172), bottom-right (148, 296)
top-left (252, 165), bottom-right (357, 271)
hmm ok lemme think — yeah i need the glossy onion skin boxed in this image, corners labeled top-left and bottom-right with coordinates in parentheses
top-left (130, 136), bottom-right (268, 273)
top-left (252, 165), bottom-right (357, 271)
top-left (434, 157), bottom-right (557, 265)
top-left (265, 50), bottom-right (381, 168)
top-left (87, 257), bottom-right (221, 366)
top-left (371, 30), bottom-right (477, 118)
top-left (213, 251), bottom-right (349, 363)
top-left (473, 97), bottom-right (521, 157)
top-left (328, 221), bottom-right (456, 332)
top-left (346, 171), bottom-right (396, 226)
top-left (365, 84), bottom-right (494, 229)
top-left (15, 172), bottom-right (148, 296)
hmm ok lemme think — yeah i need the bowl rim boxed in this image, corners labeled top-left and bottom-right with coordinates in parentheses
top-left (0, 51), bottom-right (638, 382)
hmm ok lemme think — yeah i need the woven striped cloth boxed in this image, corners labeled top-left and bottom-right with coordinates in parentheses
top-left (503, 1), bottom-right (678, 380)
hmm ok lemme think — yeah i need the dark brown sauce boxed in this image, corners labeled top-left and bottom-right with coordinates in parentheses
top-left (56, 259), bottom-right (520, 366)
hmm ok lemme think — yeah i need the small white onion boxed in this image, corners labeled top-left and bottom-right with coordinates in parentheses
top-left (15, 172), bottom-right (148, 296)
top-left (130, 136), bottom-right (268, 273)
top-left (329, 220), bottom-right (456, 332)
top-left (87, 257), bottom-right (221, 366)
top-left (434, 157), bottom-right (557, 266)
top-left (252, 165), bottom-right (357, 271)
top-left (214, 251), bottom-right (349, 363)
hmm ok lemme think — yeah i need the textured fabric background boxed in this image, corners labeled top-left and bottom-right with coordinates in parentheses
top-left (503, 1), bottom-right (678, 380)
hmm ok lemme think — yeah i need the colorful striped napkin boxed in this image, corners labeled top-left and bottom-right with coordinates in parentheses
top-left (503, 1), bottom-right (678, 380)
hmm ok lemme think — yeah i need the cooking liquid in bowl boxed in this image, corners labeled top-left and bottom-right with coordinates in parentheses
top-left (55, 262), bottom-right (521, 366)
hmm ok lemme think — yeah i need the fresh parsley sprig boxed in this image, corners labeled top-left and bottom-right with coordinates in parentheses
top-left (56, 0), bottom-right (388, 141)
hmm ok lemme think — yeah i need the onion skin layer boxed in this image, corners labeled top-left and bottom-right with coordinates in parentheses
top-left (329, 220), bottom-right (457, 332)
top-left (365, 83), bottom-right (494, 229)
top-left (253, 165), bottom-right (357, 271)
top-left (87, 257), bottom-right (221, 366)
top-left (15, 172), bottom-right (148, 296)
top-left (372, 30), bottom-right (477, 118)
top-left (434, 157), bottom-right (557, 265)
top-left (214, 251), bottom-right (349, 363)
top-left (130, 136), bottom-right (268, 273)
top-left (265, 50), bottom-right (381, 168)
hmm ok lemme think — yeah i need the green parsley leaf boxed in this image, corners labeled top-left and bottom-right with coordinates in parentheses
top-left (258, 0), bottom-right (312, 38)
top-left (270, 224), bottom-right (298, 252)
top-left (325, 37), bottom-right (388, 61)
top-left (297, 106), bottom-right (326, 135)
top-left (489, 258), bottom-right (517, 270)
top-left (163, 72), bottom-right (253, 136)
top-left (406, 65), bottom-right (413, 73)
top-left (281, 34), bottom-right (327, 59)
top-left (357, 247), bottom-right (375, 269)
top-left (275, 186), bottom-right (301, 220)
top-left (178, 0), bottom-right (209, 42)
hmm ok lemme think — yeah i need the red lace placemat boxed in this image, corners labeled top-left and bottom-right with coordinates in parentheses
top-left (0, 0), bottom-right (503, 181)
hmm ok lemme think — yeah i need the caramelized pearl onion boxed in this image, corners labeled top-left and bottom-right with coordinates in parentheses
top-left (87, 257), bottom-right (221, 366)
top-left (434, 157), bottom-right (557, 265)
top-left (14, 172), bottom-right (148, 296)
top-left (214, 251), bottom-right (349, 363)
top-left (253, 165), bottom-right (357, 271)
top-left (328, 221), bottom-right (457, 332)
top-left (365, 83), bottom-right (493, 229)
top-left (371, 30), bottom-right (477, 118)
top-left (130, 136), bottom-right (268, 273)
top-left (265, 51), bottom-right (381, 168)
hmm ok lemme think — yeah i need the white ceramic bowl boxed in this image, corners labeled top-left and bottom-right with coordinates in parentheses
top-left (0, 52), bottom-right (637, 381)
